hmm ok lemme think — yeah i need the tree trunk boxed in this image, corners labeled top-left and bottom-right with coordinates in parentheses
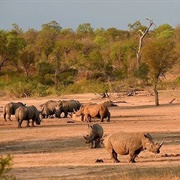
top-left (153, 83), bottom-right (159, 106)
top-left (0, 56), bottom-right (7, 71)
top-left (54, 69), bottom-right (59, 90)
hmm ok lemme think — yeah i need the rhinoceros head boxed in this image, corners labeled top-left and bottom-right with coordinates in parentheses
top-left (83, 135), bottom-right (94, 143)
top-left (36, 112), bottom-right (42, 125)
top-left (144, 133), bottom-right (163, 154)
top-left (75, 106), bottom-right (85, 116)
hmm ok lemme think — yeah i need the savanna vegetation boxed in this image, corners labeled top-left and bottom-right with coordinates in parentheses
top-left (0, 20), bottom-right (180, 103)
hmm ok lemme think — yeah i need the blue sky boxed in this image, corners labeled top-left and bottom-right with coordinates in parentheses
top-left (0, 0), bottom-right (180, 31)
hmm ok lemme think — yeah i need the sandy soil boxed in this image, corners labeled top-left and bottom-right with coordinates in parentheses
top-left (0, 90), bottom-right (180, 179)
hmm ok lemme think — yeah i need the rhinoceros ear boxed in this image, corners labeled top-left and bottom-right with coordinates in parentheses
top-left (144, 133), bottom-right (153, 140)
top-left (88, 124), bottom-right (93, 129)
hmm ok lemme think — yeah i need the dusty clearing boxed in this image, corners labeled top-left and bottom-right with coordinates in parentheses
top-left (0, 90), bottom-right (180, 179)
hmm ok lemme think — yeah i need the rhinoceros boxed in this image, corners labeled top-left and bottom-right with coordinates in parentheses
top-left (83, 123), bottom-right (104, 148)
top-left (15, 105), bottom-right (42, 128)
top-left (41, 100), bottom-right (59, 118)
top-left (75, 104), bottom-right (110, 122)
top-left (55, 100), bottom-right (81, 118)
top-left (3, 102), bottom-right (26, 121)
top-left (103, 132), bottom-right (163, 163)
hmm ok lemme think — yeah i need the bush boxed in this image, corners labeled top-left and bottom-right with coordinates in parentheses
top-left (61, 79), bottom-right (109, 94)
top-left (0, 154), bottom-right (16, 179)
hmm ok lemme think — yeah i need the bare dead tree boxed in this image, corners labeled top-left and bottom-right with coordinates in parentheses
top-left (136, 18), bottom-right (156, 69)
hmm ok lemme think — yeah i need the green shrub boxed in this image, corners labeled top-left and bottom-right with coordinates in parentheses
top-left (0, 154), bottom-right (16, 180)
top-left (62, 79), bottom-right (109, 94)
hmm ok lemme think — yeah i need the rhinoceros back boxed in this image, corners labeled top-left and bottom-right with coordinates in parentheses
top-left (4, 102), bottom-right (25, 117)
top-left (61, 100), bottom-right (81, 111)
top-left (88, 123), bottom-right (104, 138)
top-left (104, 132), bottom-right (149, 155)
top-left (42, 100), bottom-right (59, 117)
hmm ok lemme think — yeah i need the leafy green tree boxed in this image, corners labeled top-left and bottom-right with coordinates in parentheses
top-left (41, 20), bottom-right (62, 32)
top-left (106, 27), bottom-right (129, 41)
top-left (173, 25), bottom-right (180, 63)
top-left (110, 40), bottom-right (136, 79)
top-left (23, 28), bottom-right (37, 45)
top-left (0, 30), bottom-right (25, 71)
top-left (76, 23), bottom-right (94, 37)
top-left (18, 46), bottom-right (36, 76)
top-left (35, 21), bottom-right (61, 61)
top-left (94, 35), bottom-right (108, 48)
top-left (143, 38), bottom-right (177, 106)
top-left (153, 24), bottom-right (174, 39)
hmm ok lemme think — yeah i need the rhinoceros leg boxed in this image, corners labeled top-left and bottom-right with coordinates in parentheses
top-left (90, 141), bottom-right (94, 148)
top-left (31, 120), bottom-right (35, 127)
top-left (26, 120), bottom-right (30, 127)
top-left (7, 114), bottom-right (12, 121)
top-left (107, 112), bottom-right (110, 122)
top-left (18, 120), bottom-right (23, 128)
top-left (3, 113), bottom-right (7, 121)
top-left (100, 117), bottom-right (104, 122)
top-left (95, 138), bottom-right (101, 148)
top-left (84, 114), bottom-right (91, 122)
top-left (112, 149), bottom-right (120, 163)
top-left (129, 149), bottom-right (141, 163)
top-left (64, 111), bottom-right (68, 118)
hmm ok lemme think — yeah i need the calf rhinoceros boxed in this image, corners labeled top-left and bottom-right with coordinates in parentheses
top-left (103, 132), bottom-right (163, 163)
top-left (75, 104), bottom-right (110, 122)
top-left (15, 105), bottom-right (42, 128)
top-left (3, 102), bottom-right (26, 121)
top-left (83, 123), bottom-right (104, 148)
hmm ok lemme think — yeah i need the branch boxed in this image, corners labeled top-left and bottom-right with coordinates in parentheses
top-left (136, 19), bottom-right (156, 69)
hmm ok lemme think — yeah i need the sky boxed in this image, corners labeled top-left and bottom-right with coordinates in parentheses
top-left (0, 0), bottom-right (180, 31)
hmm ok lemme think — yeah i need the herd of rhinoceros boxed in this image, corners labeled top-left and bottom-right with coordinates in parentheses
top-left (2, 100), bottom-right (163, 163)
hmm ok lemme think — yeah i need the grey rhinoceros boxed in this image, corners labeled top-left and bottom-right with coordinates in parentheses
top-left (75, 104), bottom-right (110, 122)
top-left (55, 100), bottom-right (81, 118)
top-left (83, 123), bottom-right (104, 148)
top-left (15, 105), bottom-right (42, 128)
top-left (41, 100), bottom-right (59, 118)
top-left (3, 102), bottom-right (26, 121)
top-left (103, 132), bottom-right (163, 163)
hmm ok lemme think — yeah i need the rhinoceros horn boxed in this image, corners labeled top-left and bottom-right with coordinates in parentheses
top-left (159, 141), bottom-right (164, 148)
top-left (83, 135), bottom-right (89, 140)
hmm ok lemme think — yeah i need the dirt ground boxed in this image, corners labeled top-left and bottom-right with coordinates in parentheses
top-left (0, 90), bottom-right (180, 180)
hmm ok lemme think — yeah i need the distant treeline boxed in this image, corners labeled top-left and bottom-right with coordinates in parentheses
top-left (0, 20), bottom-right (180, 97)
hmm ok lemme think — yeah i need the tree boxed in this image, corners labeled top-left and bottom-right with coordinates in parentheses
top-left (153, 24), bottom-right (174, 39)
top-left (143, 38), bottom-right (177, 106)
top-left (41, 20), bottom-right (62, 32)
top-left (0, 30), bottom-right (25, 71)
top-left (110, 40), bottom-right (136, 79)
top-left (18, 46), bottom-right (36, 76)
top-left (76, 23), bottom-right (94, 38)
